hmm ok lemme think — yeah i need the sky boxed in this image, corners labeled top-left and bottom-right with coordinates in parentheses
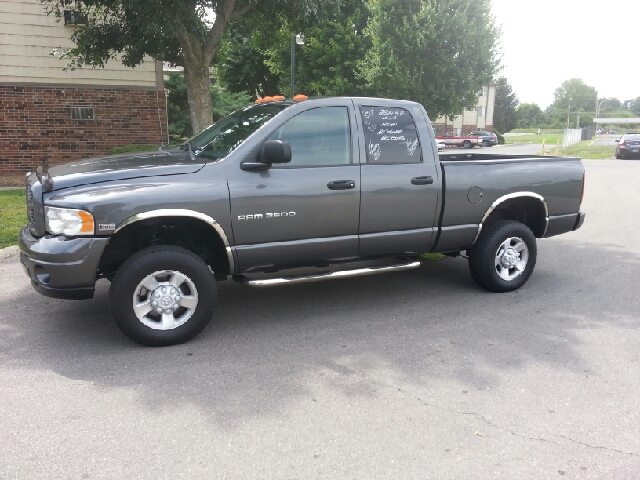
top-left (490, 0), bottom-right (640, 109)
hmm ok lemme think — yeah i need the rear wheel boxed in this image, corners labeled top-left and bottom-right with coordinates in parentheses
top-left (463, 140), bottom-right (472, 149)
top-left (468, 220), bottom-right (537, 292)
top-left (482, 140), bottom-right (490, 147)
top-left (110, 245), bottom-right (217, 346)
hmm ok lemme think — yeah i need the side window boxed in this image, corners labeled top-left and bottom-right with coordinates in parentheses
top-left (269, 107), bottom-right (351, 167)
top-left (359, 106), bottom-right (422, 164)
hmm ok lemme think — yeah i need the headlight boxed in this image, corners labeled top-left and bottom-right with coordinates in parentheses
top-left (45, 207), bottom-right (95, 236)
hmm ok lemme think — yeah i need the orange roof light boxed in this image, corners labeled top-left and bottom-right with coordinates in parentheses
top-left (255, 95), bottom-right (287, 104)
top-left (293, 94), bottom-right (308, 101)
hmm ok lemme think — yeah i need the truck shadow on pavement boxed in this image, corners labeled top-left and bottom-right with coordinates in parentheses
top-left (1, 240), bottom-right (639, 427)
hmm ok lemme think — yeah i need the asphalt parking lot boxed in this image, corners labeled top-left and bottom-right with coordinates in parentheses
top-left (1, 159), bottom-right (639, 479)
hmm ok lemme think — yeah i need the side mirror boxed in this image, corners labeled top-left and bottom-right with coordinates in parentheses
top-left (240, 139), bottom-right (292, 171)
top-left (260, 139), bottom-right (291, 164)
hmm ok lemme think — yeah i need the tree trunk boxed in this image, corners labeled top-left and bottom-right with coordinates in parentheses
top-left (183, 61), bottom-right (214, 135)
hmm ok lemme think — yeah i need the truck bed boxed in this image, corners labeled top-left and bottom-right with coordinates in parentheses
top-left (432, 153), bottom-right (584, 253)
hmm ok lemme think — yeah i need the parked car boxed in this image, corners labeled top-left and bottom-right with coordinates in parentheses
top-left (437, 140), bottom-right (446, 151)
top-left (615, 133), bottom-right (640, 159)
top-left (20, 96), bottom-right (586, 346)
top-left (435, 132), bottom-right (481, 148)
top-left (469, 130), bottom-right (498, 147)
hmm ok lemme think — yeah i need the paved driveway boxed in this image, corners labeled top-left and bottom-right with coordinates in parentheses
top-left (1, 160), bottom-right (639, 479)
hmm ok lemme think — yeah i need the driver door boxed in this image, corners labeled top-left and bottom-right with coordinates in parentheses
top-left (228, 101), bottom-right (361, 273)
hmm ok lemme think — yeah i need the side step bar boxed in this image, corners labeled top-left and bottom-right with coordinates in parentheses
top-left (239, 261), bottom-right (422, 287)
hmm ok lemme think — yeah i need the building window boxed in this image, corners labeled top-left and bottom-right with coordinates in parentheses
top-left (71, 107), bottom-right (95, 120)
top-left (64, 9), bottom-right (88, 25)
top-left (477, 106), bottom-right (485, 118)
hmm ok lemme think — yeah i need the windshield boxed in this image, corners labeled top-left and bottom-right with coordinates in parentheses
top-left (186, 103), bottom-right (290, 160)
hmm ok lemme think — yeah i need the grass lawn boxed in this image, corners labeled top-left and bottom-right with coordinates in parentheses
top-left (0, 189), bottom-right (26, 249)
top-left (505, 133), bottom-right (563, 145)
top-left (560, 141), bottom-right (615, 160)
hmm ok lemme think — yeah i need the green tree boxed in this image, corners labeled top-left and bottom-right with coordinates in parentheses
top-left (516, 103), bottom-right (544, 129)
top-left (550, 78), bottom-right (597, 128)
top-left (493, 77), bottom-right (518, 133)
top-left (264, 0), bottom-right (371, 96)
top-left (623, 96), bottom-right (640, 115)
top-left (164, 72), bottom-right (250, 141)
top-left (217, 0), bottom-right (371, 98)
top-left (216, 16), bottom-right (285, 99)
top-left (598, 97), bottom-right (621, 113)
top-left (359, 0), bottom-right (500, 119)
top-left (43, 0), bottom-right (339, 134)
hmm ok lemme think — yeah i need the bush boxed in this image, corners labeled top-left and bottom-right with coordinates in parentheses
top-left (110, 145), bottom-right (159, 155)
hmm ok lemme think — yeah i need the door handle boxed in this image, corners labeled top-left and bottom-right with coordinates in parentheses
top-left (411, 176), bottom-right (434, 185)
top-left (327, 180), bottom-right (356, 190)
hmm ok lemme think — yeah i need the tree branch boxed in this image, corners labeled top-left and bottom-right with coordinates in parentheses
top-left (203, 0), bottom-right (237, 63)
top-left (230, 3), bottom-right (254, 20)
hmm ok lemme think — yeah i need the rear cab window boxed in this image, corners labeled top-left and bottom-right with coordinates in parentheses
top-left (359, 106), bottom-right (422, 164)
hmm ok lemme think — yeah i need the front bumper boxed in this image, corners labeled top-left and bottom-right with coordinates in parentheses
top-left (19, 227), bottom-right (110, 300)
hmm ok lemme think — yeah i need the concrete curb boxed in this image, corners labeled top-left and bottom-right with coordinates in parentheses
top-left (0, 246), bottom-right (19, 260)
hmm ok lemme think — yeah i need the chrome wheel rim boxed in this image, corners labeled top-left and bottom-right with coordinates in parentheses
top-left (132, 270), bottom-right (198, 330)
top-left (494, 237), bottom-right (529, 281)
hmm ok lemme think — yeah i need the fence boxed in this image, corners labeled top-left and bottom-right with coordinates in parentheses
top-left (562, 127), bottom-right (594, 148)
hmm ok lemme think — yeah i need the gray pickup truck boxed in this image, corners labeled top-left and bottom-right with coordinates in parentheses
top-left (19, 97), bottom-right (586, 346)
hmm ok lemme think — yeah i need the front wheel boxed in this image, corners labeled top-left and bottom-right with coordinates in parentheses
top-left (468, 220), bottom-right (537, 292)
top-left (463, 140), bottom-right (472, 149)
top-left (110, 245), bottom-right (217, 346)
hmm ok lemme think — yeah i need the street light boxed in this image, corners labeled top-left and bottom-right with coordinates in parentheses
top-left (595, 98), bottom-right (606, 134)
top-left (290, 33), bottom-right (305, 98)
top-left (596, 98), bottom-right (607, 119)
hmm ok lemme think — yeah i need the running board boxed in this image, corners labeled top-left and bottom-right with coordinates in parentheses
top-left (240, 261), bottom-right (422, 287)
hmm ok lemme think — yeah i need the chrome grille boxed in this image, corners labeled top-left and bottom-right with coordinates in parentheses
top-left (26, 178), bottom-right (36, 233)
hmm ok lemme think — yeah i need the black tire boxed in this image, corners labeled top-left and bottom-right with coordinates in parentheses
top-left (110, 245), bottom-right (217, 346)
top-left (482, 141), bottom-right (490, 147)
top-left (463, 140), bottom-right (472, 149)
top-left (616, 153), bottom-right (622, 159)
top-left (468, 220), bottom-right (537, 293)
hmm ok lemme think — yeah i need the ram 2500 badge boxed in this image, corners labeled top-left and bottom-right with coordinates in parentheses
top-left (20, 97), bottom-right (586, 346)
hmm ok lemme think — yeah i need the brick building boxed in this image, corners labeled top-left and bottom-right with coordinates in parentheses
top-left (0, 0), bottom-right (167, 180)
top-left (430, 84), bottom-right (496, 136)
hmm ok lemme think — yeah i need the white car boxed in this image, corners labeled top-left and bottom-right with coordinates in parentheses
top-left (437, 140), bottom-right (446, 151)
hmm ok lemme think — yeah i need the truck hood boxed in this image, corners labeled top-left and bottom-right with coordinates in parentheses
top-left (45, 149), bottom-right (206, 191)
